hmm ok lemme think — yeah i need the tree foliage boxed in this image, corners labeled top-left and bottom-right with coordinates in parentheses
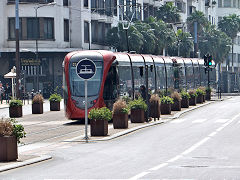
top-left (156, 2), bottom-right (180, 23)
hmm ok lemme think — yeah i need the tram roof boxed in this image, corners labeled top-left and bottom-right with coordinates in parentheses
top-left (141, 54), bottom-right (154, 63)
top-left (191, 58), bottom-right (199, 65)
top-left (151, 56), bottom-right (165, 64)
top-left (161, 56), bottom-right (173, 64)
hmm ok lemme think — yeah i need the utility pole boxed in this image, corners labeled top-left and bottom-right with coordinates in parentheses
top-left (15, 0), bottom-right (20, 99)
top-left (194, 22), bottom-right (198, 58)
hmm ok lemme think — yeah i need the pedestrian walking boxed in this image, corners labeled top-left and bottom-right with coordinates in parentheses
top-left (5, 83), bottom-right (11, 103)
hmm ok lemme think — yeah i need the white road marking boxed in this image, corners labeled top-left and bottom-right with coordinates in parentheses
top-left (181, 137), bottom-right (210, 155)
top-left (128, 171), bottom-right (150, 180)
top-left (170, 119), bottom-right (186, 123)
top-left (128, 112), bottom-right (240, 179)
top-left (192, 119), bottom-right (207, 123)
top-left (149, 163), bottom-right (168, 171)
top-left (214, 119), bottom-right (230, 123)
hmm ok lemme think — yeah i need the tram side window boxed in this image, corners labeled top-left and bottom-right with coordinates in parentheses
top-left (156, 65), bottom-right (165, 90)
top-left (194, 66), bottom-right (200, 87)
top-left (178, 66), bottom-right (185, 89)
top-left (166, 65), bottom-right (174, 89)
top-left (118, 65), bottom-right (132, 97)
top-left (148, 65), bottom-right (155, 93)
top-left (133, 65), bottom-right (145, 98)
top-left (103, 66), bottom-right (119, 101)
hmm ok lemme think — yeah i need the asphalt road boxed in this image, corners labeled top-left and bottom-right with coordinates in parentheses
top-left (1, 96), bottom-right (240, 179)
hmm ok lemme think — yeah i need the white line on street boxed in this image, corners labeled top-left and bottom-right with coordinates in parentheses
top-left (170, 119), bottom-right (186, 123)
top-left (128, 171), bottom-right (150, 180)
top-left (214, 119), bottom-right (230, 123)
top-left (181, 137), bottom-right (210, 155)
top-left (192, 119), bottom-right (207, 123)
top-left (128, 112), bottom-right (240, 179)
top-left (149, 163), bottom-right (168, 171)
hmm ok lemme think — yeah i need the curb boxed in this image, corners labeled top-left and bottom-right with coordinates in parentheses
top-left (0, 155), bottom-right (52, 173)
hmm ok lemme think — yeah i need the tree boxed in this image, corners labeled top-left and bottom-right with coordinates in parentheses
top-left (186, 11), bottom-right (209, 37)
top-left (156, 2), bottom-right (180, 23)
top-left (106, 23), bottom-right (144, 53)
top-left (146, 16), bottom-right (176, 55)
top-left (218, 14), bottom-right (240, 70)
top-left (199, 25), bottom-right (231, 64)
top-left (134, 21), bottom-right (156, 54)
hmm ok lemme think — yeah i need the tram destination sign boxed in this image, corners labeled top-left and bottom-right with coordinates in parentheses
top-left (76, 58), bottom-right (96, 80)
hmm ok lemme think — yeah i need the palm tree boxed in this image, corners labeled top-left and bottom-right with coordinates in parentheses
top-left (187, 11), bottom-right (209, 37)
top-left (156, 2), bottom-right (180, 23)
top-left (134, 21), bottom-right (156, 54)
top-left (146, 16), bottom-right (176, 55)
top-left (218, 14), bottom-right (240, 71)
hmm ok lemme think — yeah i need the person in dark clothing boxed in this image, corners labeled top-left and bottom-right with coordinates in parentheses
top-left (140, 85), bottom-right (151, 122)
top-left (5, 83), bottom-right (11, 103)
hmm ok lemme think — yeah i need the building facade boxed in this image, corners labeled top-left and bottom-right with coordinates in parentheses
top-left (0, 0), bottom-right (238, 96)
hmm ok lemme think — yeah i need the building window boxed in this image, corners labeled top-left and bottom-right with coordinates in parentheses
top-left (114, 0), bottom-right (117, 16)
top-left (238, 0), bottom-right (240, 8)
top-left (8, 0), bottom-right (54, 3)
top-left (224, 0), bottom-right (231, 7)
top-left (27, 18), bottom-right (39, 39)
top-left (63, 0), bottom-right (68, 6)
top-left (8, 18), bottom-right (22, 40)
top-left (64, 19), bottom-right (69, 42)
top-left (91, 20), bottom-right (98, 43)
top-left (218, 0), bottom-right (222, 7)
top-left (84, 0), bottom-right (88, 7)
top-left (44, 18), bottom-right (54, 39)
top-left (233, 0), bottom-right (237, 7)
top-left (84, 21), bottom-right (89, 43)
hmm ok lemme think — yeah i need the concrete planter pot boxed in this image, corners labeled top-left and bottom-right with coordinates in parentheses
top-left (160, 104), bottom-right (171, 115)
top-left (205, 92), bottom-right (211, 100)
top-left (181, 98), bottom-right (189, 108)
top-left (32, 103), bottom-right (43, 114)
top-left (0, 136), bottom-right (18, 162)
top-left (171, 100), bottom-right (181, 111)
top-left (50, 101), bottom-right (60, 111)
top-left (130, 109), bottom-right (145, 123)
top-left (197, 94), bottom-right (203, 104)
top-left (189, 97), bottom-right (197, 106)
top-left (9, 106), bottom-right (22, 118)
top-left (150, 101), bottom-right (160, 119)
top-left (90, 119), bottom-right (108, 136)
top-left (113, 113), bottom-right (128, 129)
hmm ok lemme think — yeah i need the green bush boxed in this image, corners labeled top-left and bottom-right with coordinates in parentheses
top-left (49, 93), bottom-right (62, 102)
top-left (88, 107), bottom-right (112, 121)
top-left (0, 118), bottom-right (26, 143)
top-left (188, 89), bottom-right (198, 98)
top-left (128, 98), bottom-right (147, 111)
top-left (196, 88), bottom-right (204, 96)
top-left (206, 87), bottom-right (212, 93)
top-left (9, 99), bottom-right (23, 107)
top-left (160, 96), bottom-right (174, 104)
top-left (180, 90), bottom-right (190, 99)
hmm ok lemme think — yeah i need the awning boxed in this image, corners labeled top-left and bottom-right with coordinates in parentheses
top-left (4, 72), bottom-right (16, 79)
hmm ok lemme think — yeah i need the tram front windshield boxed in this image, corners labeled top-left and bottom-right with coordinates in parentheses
top-left (69, 61), bottom-right (103, 97)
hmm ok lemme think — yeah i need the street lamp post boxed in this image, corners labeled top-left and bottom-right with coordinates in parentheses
top-left (15, 0), bottom-right (20, 99)
top-left (34, 2), bottom-right (56, 92)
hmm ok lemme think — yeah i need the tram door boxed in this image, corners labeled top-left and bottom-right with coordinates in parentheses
top-left (103, 65), bottom-right (119, 109)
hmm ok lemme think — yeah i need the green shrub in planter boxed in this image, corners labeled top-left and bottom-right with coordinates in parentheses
top-left (88, 107), bottom-right (112, 136)
top-left (128, 98), bottom-right (147, 111)
top-left (88, 107), bottom-right (112, 121)
top-left (49, 93), bottom-right (62, 102)
top-left (196, 88), bottom-right (204, 96)
top-left (160, 96), bottom-right (174, 104)
top-left (188, 89), bottom-right (197, 98)
top-left (9, 100), bottom-right (23, 107)
top-left (180, 90), bottom-right (190, 99)
top-left (9, 100), bottom-right (23, 118)
top-left (198, 86), bottom-right (206, 95)
top-left (206, 87), bottom-right (212, 93)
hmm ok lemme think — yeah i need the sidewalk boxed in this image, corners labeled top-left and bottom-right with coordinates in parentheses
top-left (0, 96), bottom-right (229, 173)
